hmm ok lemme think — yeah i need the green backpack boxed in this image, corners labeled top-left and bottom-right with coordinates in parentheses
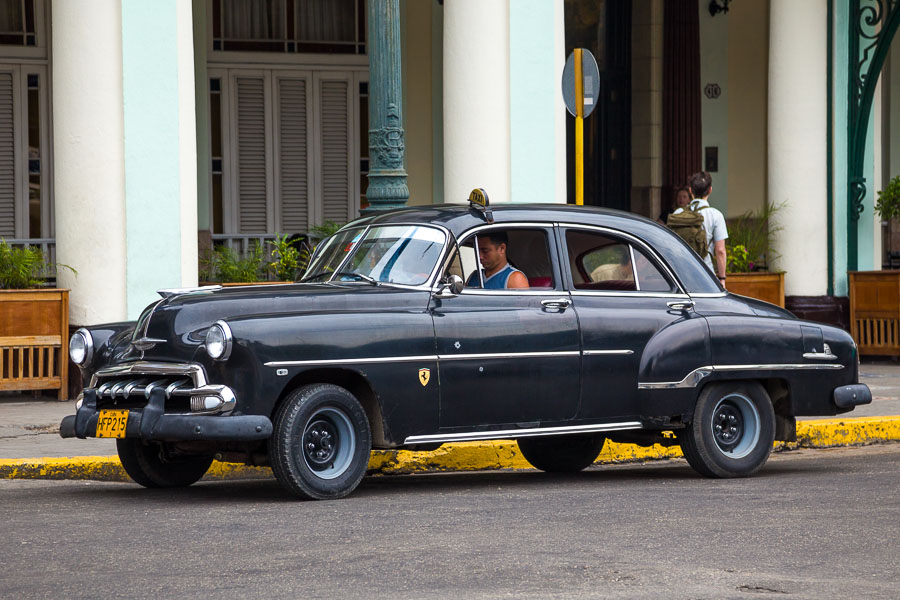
top-left (667, 205), bottom-right (709, 258)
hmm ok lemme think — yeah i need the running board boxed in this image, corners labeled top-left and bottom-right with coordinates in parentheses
top-left (403, 421), bottom-right (643, 445)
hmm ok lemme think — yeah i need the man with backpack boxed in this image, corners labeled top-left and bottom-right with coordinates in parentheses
top-left (667, 171), bottom-right (728, 288)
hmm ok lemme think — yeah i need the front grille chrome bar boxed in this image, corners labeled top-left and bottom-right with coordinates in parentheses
top-left (88, 362), bottom-right (235, 415)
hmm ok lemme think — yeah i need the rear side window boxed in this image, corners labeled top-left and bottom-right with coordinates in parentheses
top-left (565, 229), bottom-right (675, 293)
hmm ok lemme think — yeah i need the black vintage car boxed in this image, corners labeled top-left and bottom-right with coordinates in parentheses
top-left (61, 194), bottom-right (871, 500)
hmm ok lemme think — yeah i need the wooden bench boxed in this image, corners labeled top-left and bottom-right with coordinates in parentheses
top-left (849, 271), bottom-right (900, 357)
top-left (0, 289), bottom-right (69, 400)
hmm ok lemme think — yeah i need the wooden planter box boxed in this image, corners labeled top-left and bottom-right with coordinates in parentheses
top-left (0, 289), bottom-right (69, 400)
top-left (849, 271), bottom-right (900, 356)
top-left (726, 272), bottom-right (785, 307)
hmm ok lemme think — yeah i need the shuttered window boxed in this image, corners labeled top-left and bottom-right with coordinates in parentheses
top-left (319, 78), bottom-right (350, 224)
top-left (0, 72), bottom-right (13, 237)
top-left (277, 77), bottom-right (309, 231)
top-left (213, 68), bottom-right (360, 236)
top-left (235, 76), bottom-right (268, 233)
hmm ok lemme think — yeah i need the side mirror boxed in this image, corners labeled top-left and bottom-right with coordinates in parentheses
top-left (433, 274), bottom-right (464, 298)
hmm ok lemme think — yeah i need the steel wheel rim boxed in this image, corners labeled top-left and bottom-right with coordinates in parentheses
top-left (711, 393), bottom-right (760, 459)
top-left (301, 407), bottom-right (355, 480)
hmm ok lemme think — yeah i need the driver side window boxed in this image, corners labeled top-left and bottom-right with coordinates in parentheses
top-left (444, 228), bottom-right (555, 290)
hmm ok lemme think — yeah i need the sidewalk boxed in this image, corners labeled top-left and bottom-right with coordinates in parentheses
top-left (2, 358), bottom-right (899, 479)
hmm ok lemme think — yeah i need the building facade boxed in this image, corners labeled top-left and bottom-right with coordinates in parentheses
top-left (1, 0), bottom-right (896, 330)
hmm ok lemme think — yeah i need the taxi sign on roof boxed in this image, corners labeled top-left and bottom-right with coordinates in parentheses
top-left (468, 188), bottom-right (493, 223)
top-left (468, 188), bottom-right (489, 207)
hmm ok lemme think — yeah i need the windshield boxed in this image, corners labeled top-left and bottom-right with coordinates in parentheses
top-left (301, 225), bottom-right (447, 286)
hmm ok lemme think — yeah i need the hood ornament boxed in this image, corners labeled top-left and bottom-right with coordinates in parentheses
top-left (132, 337), bottom-right (167, 352)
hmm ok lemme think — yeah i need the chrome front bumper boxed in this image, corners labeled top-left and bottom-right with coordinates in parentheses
top-left (89, 361), bottom-right (234, 415)
top-left (61, 385), bottom-right (272, 442)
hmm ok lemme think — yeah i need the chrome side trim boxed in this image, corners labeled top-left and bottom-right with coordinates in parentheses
top-left (438, 351), bottom-right (580, 361)
top-left (803, 345), bottom-right (838, 361)
top-left (583, 349), bottom-right (634, 356)
top-left (638, 366), bottom-right (714, 390)
top-left (265, 355), bottom-right (439, 368)
top-left (570, 290), bottom-right (688, 299)
top-left (265, 350), bottom-right (584, 368)
top-left (638, 363), bottom-right (846, 390)
top-left (91, 362), bottom-right (208, 389)
top-left (403, 421), bottom-right (643, 445)
top-left (713, 363), bottom-right (845, 372)
top-left (802, 352), bottom-right (838, 360)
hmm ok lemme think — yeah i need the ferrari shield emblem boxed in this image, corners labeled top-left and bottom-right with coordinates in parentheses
top-left (418, 368), bottom-right (431, 387)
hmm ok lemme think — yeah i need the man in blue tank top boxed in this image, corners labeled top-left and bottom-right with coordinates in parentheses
top-left (466, 231), bottom-right (530, 289)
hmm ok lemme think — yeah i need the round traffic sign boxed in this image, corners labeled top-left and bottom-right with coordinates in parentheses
top-left (562, 49), bottom-right (600, 118)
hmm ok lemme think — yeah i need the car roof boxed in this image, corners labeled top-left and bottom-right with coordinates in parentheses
top-left (345, 203), bottom-right (722, 294)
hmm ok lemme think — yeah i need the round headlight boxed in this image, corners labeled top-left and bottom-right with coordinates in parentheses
top-left (205, 321), bottom-right (233, 361)
top-left (69, 328), bottom-right (93, 366)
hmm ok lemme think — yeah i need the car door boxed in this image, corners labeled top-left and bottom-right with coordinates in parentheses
top-left (430, 225), bottom-right (581, 429)
top-left (560, 225), bottom-right (694, 421)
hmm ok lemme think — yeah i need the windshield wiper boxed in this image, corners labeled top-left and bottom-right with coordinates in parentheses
top-left (331, 271), bottom-right (379, 286)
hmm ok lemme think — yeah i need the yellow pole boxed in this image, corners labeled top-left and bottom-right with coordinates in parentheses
top-left (574, 48), bottom-right (584, 206)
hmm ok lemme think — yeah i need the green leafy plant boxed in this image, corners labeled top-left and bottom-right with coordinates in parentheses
top-left (725, 201), bottom-right (784, 272)
top-left (876, 175), bottom-right (900, 221)
top-left (726, 244), bottom-right (750, 273)
top-left (270, 233), bottom-right (300, 281)
top-left (200, 243), bottom-right (266, 283)
top-left (0, 239), bottom-right (76, 289)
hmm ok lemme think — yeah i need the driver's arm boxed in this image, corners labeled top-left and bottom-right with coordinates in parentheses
top-left (506, 271), bottom-right (530, 289)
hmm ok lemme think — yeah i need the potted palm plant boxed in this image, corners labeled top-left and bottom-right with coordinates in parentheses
top-left (0, 240), bottom-right (74, 399)
top-left (725, 202), bottom-right (785, 307)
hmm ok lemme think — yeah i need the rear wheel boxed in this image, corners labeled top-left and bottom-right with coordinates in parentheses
top-left (679, 381), bottom-right (775, 478)
top-left (270, 384), bottom-right (372, 500)
top-left (517, 434), bottom-right (606, 473)
top-left (116, 439), bottom-right (213, 488)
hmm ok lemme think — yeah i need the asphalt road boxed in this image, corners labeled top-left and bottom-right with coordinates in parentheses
top-left (2, 445), bottom-right (899, 600)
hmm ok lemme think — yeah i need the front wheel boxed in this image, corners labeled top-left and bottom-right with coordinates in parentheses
top-left (116, 439), bottom-right (213, 488)
top-left (269, 384), bottom-right (372, 500)
top-left (517, 434), bottom-right (606, 473)
top-left (679, 381), bottom-right (775, 478)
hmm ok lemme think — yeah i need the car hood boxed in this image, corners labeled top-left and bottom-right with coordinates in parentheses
top-left (126, 283), bottom-right (432, 363)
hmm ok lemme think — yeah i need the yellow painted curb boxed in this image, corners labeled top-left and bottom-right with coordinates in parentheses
top-left (3, 416), bottom-right (899, 482)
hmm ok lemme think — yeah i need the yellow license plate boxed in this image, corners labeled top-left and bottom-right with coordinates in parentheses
top-left (96, 409), bottom-right (129, 438)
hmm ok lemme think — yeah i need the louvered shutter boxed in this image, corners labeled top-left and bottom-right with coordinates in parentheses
top-left (319, 79), bottom-right (351, 224)
top-left (0, 73), bottom-right (14, 237)
top-left (278, 78), bottom-right (309, 233)
top-left (235, 77), bottom-right (267, 233)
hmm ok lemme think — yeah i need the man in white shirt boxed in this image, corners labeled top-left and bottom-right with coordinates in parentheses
top-left (674, 171), bottom-right (728, 287)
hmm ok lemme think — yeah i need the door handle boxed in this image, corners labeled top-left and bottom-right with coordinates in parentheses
top-left (666, 300), bottom-right (694, 311)
top-left (541, 298), bottom-right (572, 310)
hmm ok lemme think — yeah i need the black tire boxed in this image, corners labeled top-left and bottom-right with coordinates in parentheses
top-left (270, 383), bottom-right (372, 500)
top-left (116, 439), bottom-right (213, 488)
top-left (517, 434), bottom-right (606, 473)
top-left (679, 381), bottom-right (775, 478)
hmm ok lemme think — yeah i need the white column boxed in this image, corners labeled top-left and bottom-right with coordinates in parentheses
top-left (443, 0), bottom-right (510, 204)
top-left (51, 0), bottom-right (127, 325)
top-left (768, 0), bottom-right (827, 295)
